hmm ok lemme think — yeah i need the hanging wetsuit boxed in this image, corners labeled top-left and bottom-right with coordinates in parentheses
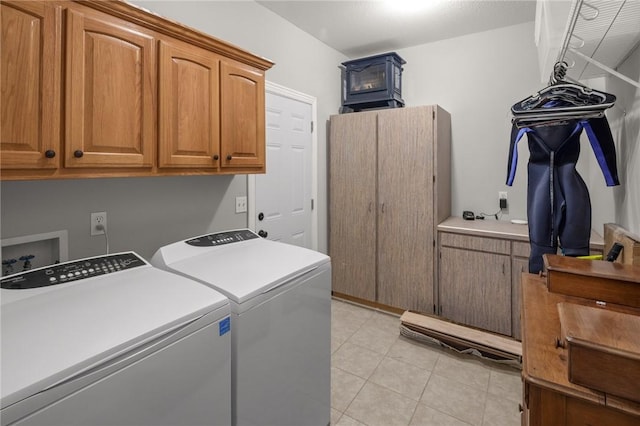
top-left (506, 116), bottom-right (619, 273)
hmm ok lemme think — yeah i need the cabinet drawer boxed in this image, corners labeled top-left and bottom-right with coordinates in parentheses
top-left (513, 241), bottom-right (531, 258)
top-left (439, 232), bottom-right (510, 254)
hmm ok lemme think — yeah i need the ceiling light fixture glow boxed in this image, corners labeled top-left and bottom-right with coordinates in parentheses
top-left (383, 0), bottom-right (440, 15)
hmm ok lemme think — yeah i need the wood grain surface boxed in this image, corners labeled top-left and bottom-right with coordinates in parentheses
top-left (604, 223), bottom-right (640, 266)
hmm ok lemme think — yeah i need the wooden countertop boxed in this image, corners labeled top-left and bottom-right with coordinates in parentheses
top-left (521, 273), bottom-right (640, 416)
top-left (438, 216), bottom-right (604, 250)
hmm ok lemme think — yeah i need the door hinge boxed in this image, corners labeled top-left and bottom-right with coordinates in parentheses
top-left (311, 121), bottom-right (314, 133)
top-left (433, 175), bottom-right (436, 183)
top-left (311, 199), bottom-right (314, 210)
top-left (433, 240), bottom-right (435, 247)
top-left (432, 110), bottom-right (435, 120)
top-left (433, 304), bottom-right (436, 314)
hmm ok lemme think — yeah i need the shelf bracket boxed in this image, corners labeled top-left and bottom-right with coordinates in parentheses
top-left (568, 48), bottom-right (640, 89)
top-left (553, 0), bottom-right (640, 89)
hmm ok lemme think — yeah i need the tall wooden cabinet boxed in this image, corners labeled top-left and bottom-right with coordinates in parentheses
top-left (329, 105), bottom-right (451, 313)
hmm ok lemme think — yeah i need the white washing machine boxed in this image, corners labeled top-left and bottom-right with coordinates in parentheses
top-left (151, 229), bottom-right (331, 426)
top-left (1, 252), bottom-right (231, 426)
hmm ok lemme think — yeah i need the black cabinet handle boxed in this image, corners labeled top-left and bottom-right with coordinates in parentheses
top-left (213, 154), bottom-right (219, 160)
top-left (74, 150), bottom-right (84, 158)
top-left (227, 155), bottom-right (232, 161)
top-left (258, 230), bottom-right (268, 238)
top-left (45, 150), bottom-right (56, 158)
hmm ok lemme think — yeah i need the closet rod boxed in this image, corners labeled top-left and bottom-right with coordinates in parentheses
top-left (555, 0), bottom-right (585, 69)
top-left (569, 48), bottom-right (640, 89)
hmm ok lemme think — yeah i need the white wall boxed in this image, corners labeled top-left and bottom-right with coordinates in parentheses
top-left (1, 1), bottom-right (345, 261)
top-left (129, 0), bottom-right (348, 254)
top-left (600, 45), bottom-right (640, 235)
top-left (3, 2), bottom-right (632, 264)
top-left (396, 22), bottom-right (540, 221)
top-left (395, 20), bottom-right (635, 237)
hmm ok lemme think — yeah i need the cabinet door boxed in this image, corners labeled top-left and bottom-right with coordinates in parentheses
top-left (1, 1), bottom-right (61, 170)
top-left (65, 8), bottom-right (155, 168)
top-left (220, 60), bottom-right (265, 169)
top-left (512, 257), bottom-right (529, 340)
top-left (158, 40), bottom-right (220, 168)
top-left (439, 247), bottom-right (511, 335)
top-left (377, 106), bottom-right (435, 312)
top-left (329, 112), bottom-right (377, 301)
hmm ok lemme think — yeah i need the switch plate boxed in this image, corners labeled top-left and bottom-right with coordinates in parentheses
top-left (235, 196), bottom-right (247, 213)
top-left (91, 212), bottom-right (107, 236)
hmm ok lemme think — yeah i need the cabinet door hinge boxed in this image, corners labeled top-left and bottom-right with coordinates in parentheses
top-left (433, 304), bottom-right (436, 314)
top-left (432, 240), bottom-right (435, 247)
top-left (311, 199), bottom-right (314, 210)
top-left (432, 110), bottom-right (435, 120)
top-left (310, 121), bottom-right (314, 133)
top-left (433, 175), bottom-right (436, 183)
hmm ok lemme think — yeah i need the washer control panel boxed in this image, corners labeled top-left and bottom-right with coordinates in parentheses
top-left (1, 252), bottom-right (145, 290)
top-left (186, 229), bottom-right (259, 247)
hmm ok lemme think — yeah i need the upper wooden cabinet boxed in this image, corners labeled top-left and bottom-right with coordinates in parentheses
top-left (65, 8), bottom-right (155, 169)
top-left (0, 0), bottom-right (273, 180)
top-left (0, 1), bottom-right (61, 170)
top-left (220, 61), bottom-right (266, 169)
top-left (158, 39), bottom-right (220, 169)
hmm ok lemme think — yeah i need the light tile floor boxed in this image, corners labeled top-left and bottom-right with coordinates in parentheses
top-left (331, 298), bottom-right (522, 426)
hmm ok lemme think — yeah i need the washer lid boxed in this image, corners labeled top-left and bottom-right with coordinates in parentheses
top-left (1, 258), bottom-right (229, 410)
top-left (155, 236), bottom-right (330, 304)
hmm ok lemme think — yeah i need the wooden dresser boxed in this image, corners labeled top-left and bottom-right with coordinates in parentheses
top-left (521, 272), bottom-right (640, 425)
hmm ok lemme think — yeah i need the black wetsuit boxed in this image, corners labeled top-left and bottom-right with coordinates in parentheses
top-left (506, 117), bottom-right (619, 273)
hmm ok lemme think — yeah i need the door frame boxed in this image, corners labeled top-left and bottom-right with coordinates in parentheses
top-left (248, 81), bottom-right (319, 250)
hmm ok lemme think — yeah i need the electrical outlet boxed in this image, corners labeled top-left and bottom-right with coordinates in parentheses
top-left (235, 196), bottom-right (247, 213)
top-left (91, 212), bottom-right (107, 236)
top-left (499, 191), bottom-right (508, 210)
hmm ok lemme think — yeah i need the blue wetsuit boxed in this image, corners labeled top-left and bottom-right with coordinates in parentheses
top-left (506, 116), bottom-right (619, 273)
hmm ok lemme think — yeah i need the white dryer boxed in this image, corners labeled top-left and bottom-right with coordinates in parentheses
top-left (152, 229), bottom-right (331, 426)
top-left (1, 252), bottom-right (231, 426)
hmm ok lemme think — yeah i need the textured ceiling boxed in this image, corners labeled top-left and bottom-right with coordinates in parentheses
top-left (256, 0), bottom-right (538, 57)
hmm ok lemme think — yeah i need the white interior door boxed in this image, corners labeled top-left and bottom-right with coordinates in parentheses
top-left (248, 83), bottom-right (317, 249)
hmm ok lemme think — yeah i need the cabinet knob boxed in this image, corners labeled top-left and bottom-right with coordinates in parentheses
top-left (258, 230), bottom-right (268, 238)
top-left (213, 154), bottom-right (219, 160)
top-left (44, 150), bottom-right (56, 159)
top-left (227, 155), bottom-right (232, 161)
top-left (73, 150), bottom-right (84, 158)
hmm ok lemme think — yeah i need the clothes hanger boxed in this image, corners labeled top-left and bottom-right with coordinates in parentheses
top-left (511, 62), bottom-right (616, 127)
top-left (512, 111), bottom-right (605, 129)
